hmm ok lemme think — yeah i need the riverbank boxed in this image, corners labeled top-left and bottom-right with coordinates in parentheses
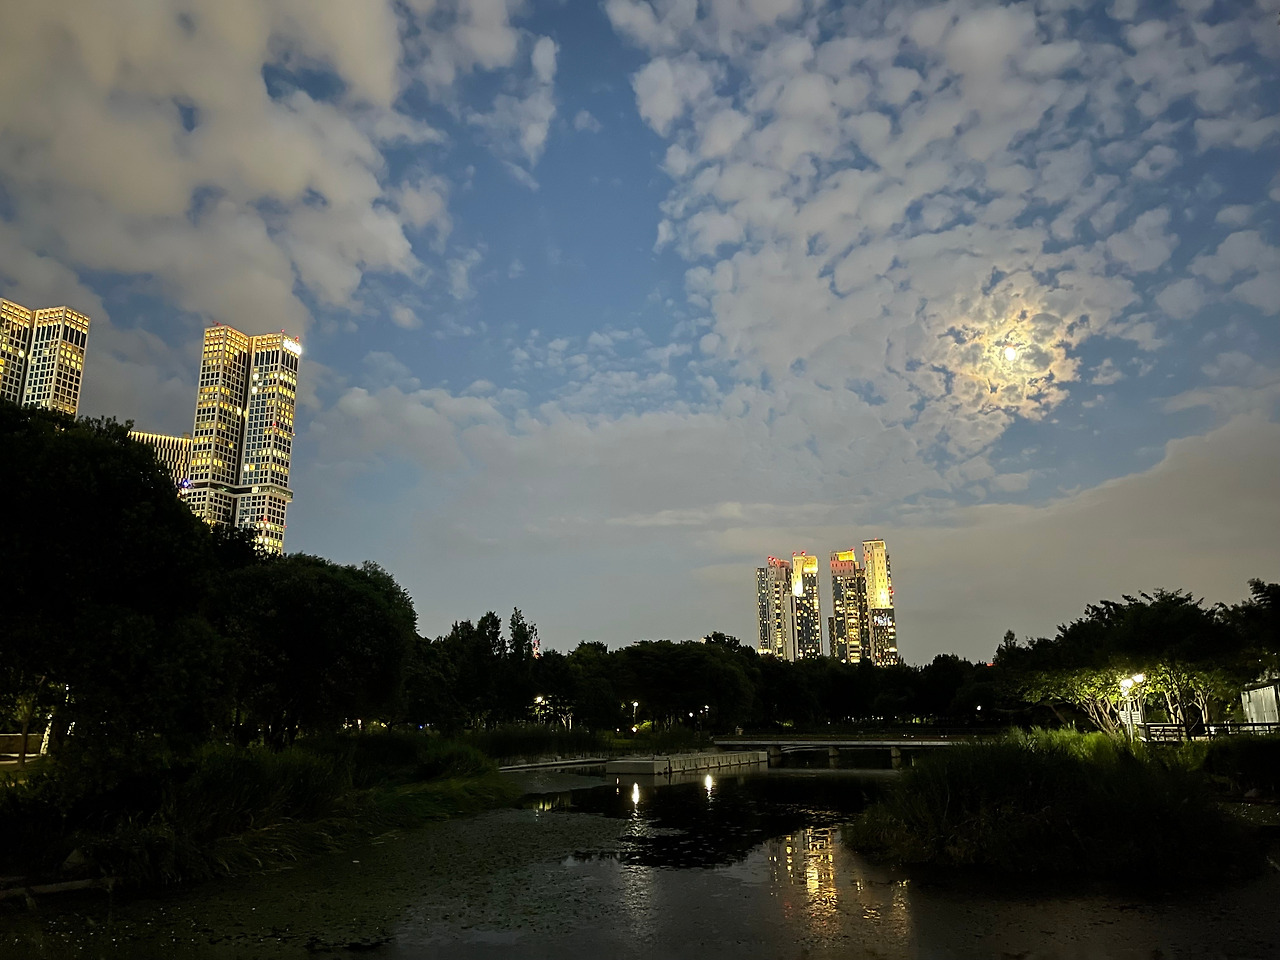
top-left (0, 733), bottom-right (521, 893)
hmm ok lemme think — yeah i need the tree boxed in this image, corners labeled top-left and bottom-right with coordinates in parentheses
top-left (0, 405), bottom-right (233, 755)
top-left (213, 556), bottom-right (416, 745)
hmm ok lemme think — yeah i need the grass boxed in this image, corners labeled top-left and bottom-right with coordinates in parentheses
top-left (462, 723), bottom-right (715, 765)
top-left (1174, 734), bottom-right (1280, 795)
top-left (0, 732), bottom-right (519, 888)
top-left (846, 728), bottom-right (1263, 881)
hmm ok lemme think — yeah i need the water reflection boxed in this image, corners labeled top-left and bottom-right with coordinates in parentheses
top-left (765, 824), bottom-right (913, 939)
top-left (768, 827), bottom-right (840, 926)
top-left (543, 770), bottom-right (876, 869)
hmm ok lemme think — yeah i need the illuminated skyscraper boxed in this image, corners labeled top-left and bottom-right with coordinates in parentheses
top-left (0, 298), bottom-right (90, 416)
top-left (756, 556), bottom-right (794, 659)
top-left (792, 551), bottom-right (822, 659)
top-left (230, 331), bottom-right (299, 554)
top-left (862, 538), bottom-right (898, 664)
top-left (138, 324), bottom-right (300, 555)
top-left (829, 549), bottom-right (868, 663)
top-left (0, 300), bottom-right (33, 406)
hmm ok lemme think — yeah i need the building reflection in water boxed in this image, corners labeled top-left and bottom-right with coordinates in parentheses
top-left (766, 826), bottom-right (911, 935)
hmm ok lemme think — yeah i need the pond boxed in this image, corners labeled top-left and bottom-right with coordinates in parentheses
top-left (4, 766), bottom-right (1279, 959)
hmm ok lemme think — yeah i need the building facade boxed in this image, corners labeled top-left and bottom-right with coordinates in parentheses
top-left (792, 551), bottom-right (822, 659)
top-left (756, 556), bottom-right (794, 659)
top-left (829, 549), bottom-right (868, 663)
top-left (129, 430), bottom-right (193, 488)
top-left (862, 538), bottom-right (899, 665)
top-left (134, 323), bottom-right (300, 556)
top-left (1, 298), bottom-right (90, 416)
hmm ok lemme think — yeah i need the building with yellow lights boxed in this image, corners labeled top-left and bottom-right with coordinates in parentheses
top-left (1, 298), bottom-right (90, 416)
top-left (128, 430), bottom-right (192, 488)
top-left (792, 551), bottom-right (822, 659)
top-left (133, 323), bottom-right (300, 556)
top-left (757, 552), bottom-right (823, 660)
top-left (862, 538), bottom-right (899, 664)
top-left (829, 549), bottom-right (867, 663)
top-left (756, 556), bottom-right (795, 659)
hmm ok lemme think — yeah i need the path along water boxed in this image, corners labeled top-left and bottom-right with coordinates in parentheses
top-left (4, 766), bottom-right (1279, 960)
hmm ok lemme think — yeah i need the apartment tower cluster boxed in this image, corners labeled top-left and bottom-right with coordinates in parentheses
top-left (131, 324), bottom-right (301, 556)
top-left (756, 540), bottom-right (899, 665)
top-left (3, 292), bottom-right (300, 555)
top-left (0, 299), bottom-right (91, 416)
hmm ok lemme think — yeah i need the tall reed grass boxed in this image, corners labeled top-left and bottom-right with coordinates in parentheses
top-left (847, 728), bottom-right (1261, 880)
top-left (0, 732), bottom-right (513, 886)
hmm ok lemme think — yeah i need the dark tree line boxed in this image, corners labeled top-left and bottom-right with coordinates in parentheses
top-left (396, 628), bottom-right (999, 734)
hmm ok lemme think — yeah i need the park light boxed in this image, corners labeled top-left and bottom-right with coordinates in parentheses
top-left (1133, 673), bottom-right (1145, 684)
top-left (1120, 678), bottom-right (1133, 692)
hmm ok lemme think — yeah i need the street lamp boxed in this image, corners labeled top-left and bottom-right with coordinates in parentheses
top-left (1119, 674), bottom-right (1146, 738)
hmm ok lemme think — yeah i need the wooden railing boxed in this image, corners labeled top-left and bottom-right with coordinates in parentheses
top-left (1137, 722), bottom-right (1280, 742)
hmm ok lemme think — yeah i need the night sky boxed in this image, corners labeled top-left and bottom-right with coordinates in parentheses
top-left (2, 0), bottom-right (1278, 661)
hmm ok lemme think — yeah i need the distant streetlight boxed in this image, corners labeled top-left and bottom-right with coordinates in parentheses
top-left (632, 700), bottom-right (639, 723)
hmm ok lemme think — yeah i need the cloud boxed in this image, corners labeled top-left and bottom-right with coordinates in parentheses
top-left (447, 248), bottom-right (484, 300)
top-left (1190, 230), bottom-right (1280, 314)
top-left (631, 56), bottom-right (719, 135)
top-left (0, 2), bottom-right (459, 335)
top-left (1105, 208), bottom-right (1178, 273)
top-left (573, 109), bottom-right (602, 132)
top-left (1154, 278), bottom-right (1206, 321)
top-left (391, 305), bottom-right (423, 330)
top-left (468, 35), bottom-right (559, 166)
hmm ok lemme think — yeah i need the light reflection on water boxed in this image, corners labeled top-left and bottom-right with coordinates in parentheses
top-left (764, 824), bottom-right (914, 941)
top-left (529, 770), bottom-right (921, 947)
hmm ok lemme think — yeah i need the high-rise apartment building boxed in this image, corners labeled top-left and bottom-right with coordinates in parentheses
top-left (129, 430), bottom-right (193, 488)
top-left (0, 299), bottom-right (33, 406)
top-left (0, 298), bottom-right (90, 415)
top-left (134, 323), bottom-right (300, 555)
top-left (862, 538), bottom-right (898, 665)
top-left (792, 551), bottom-right (822, 659)
top-left (829, 549), bottom-right (868, 663)
top-left (756, 556), bottom-right (794, 659)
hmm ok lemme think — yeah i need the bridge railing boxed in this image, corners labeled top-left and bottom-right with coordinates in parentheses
top-left (1137, 722), bottom-right (1280, 742)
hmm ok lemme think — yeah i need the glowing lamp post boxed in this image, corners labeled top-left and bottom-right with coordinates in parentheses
top-left (1118, 673), bottom-right (1146, 738)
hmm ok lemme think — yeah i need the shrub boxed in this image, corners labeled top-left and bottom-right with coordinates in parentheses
top-left (847, 728), bottom-right (1261, 880)
top-left (0, 732), bottom-right (505, 885)
top-left (1197, 734), bottom-right (1280, 795)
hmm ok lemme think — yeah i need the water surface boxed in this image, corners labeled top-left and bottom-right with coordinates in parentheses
top-left (4, 768), bottom-right (1277, 959)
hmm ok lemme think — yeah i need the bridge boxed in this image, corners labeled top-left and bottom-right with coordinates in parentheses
top-left (713, 733), bottom-right (997, 769)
